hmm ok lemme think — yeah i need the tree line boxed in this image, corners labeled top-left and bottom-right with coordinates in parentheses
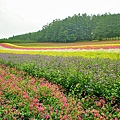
top-left (0, 13), bottom-right (120, 43)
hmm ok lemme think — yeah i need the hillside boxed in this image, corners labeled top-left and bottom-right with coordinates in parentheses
top-left (0, 13), bottom-right (120, 43)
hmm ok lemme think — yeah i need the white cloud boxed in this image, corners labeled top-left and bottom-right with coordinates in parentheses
top-left (0, 10), bottom-right (41, 38)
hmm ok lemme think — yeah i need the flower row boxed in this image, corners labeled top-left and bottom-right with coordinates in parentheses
top-left (0, 43), bottom-right (120, 50)
top-left (1, 64), bottom-right (120, 119)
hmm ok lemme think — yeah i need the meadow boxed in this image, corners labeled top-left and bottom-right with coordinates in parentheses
top-left (0, 41), bottom-right (120, 120)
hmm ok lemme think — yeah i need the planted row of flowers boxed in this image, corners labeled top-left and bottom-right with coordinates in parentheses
top-left (0, 64), bottom-right (120, 119)
top-left (0, 49), bottom-right (120, 60)
top-left (0, 53), bottom-right (120, 100)
top-left (0, 43), bottom-right (120, 50)
top-left (0, 64), bottom-right (83, 119)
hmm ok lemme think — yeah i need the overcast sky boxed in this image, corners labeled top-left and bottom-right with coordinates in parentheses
top-left (0, 0), bottom-right (120, 39)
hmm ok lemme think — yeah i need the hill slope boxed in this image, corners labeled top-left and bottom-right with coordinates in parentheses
top-left (0, 13), bottom-right (120, 43)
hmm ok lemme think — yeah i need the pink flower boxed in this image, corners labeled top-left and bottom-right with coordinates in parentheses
top-left (31, 78), bottom-right (36, 83)
top-left (63, 97), bottom-right (67, 103)
top-left (37, 106), bottom-right (44, 112)
top-left (30, 104), bottom-right (34, 110)
top-left (56, 109), bottom-right (58, 114)
top-left (45, 115), bottom-right (50, 119)
top-left (17, 87), bottom-right (21, 91)
top-left (49, 106), bottom-right (53, 111)
top-left (21, 116), bottom-right (24, 119)
top-left (114, 117), bottom-right (118, 120)
top-left (94, 113), bottom-right (99, 117)
top-left (64, 103), bottom-right (68, 107)
top-left (63, 115), bottom-right (68, 119)
top-left (100, 99), bottom-right (106, 105)
top-left (95, 101), bottom-right (102, 107)
top-left (33, 98), bottom-right (38, 103)
top-left (0, 75), bottom-right (5, 83)
top-left (78, 102), bottom-right (81, 105)
top-left (18, 77), bottom-right (22, 81)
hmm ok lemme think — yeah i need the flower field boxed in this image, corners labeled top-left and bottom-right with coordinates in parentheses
top-left (0, 42), bottom-right (120, 119)
top-left (0, 43), bottom-right (120, 50)
top-left (0, 64), bottom-right (85, 119)
top-left (0, 43), bottom-right (120, 60)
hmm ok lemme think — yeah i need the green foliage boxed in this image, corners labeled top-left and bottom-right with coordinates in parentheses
top-left (0, 53), bottom-right (120, 102)
top-left (0, 56), bottom-right (120, 119)
top-left (0, 13), bottom-right (120, 43)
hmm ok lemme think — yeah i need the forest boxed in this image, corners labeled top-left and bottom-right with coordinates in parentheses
top-left (0, 13), bottom-right (120, 43)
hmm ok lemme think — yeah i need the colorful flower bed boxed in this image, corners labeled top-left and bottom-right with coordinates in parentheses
top-left (0, 43), bottom-right (120, 60)
top-left (0, 50), bottom-right (120, 60)
top-left (0, 64), bottom-right (83, 119)
top-left (0, 53), bottom-right (120, 98)
top-left (0, 43), bottom-right (120, 50)
top-left (0, 42), bottom-right (120, 119)
top-left (0, 64), bottom-right (120, 119)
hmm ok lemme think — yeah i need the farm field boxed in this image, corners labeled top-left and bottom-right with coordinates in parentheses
top-left (0, 41), bottom-right (120, 119)
top-left (13, 40), bottom-right (120, 47)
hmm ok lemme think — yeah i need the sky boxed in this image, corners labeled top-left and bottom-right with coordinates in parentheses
top-left (0, 0), bottom-right (120, 39)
